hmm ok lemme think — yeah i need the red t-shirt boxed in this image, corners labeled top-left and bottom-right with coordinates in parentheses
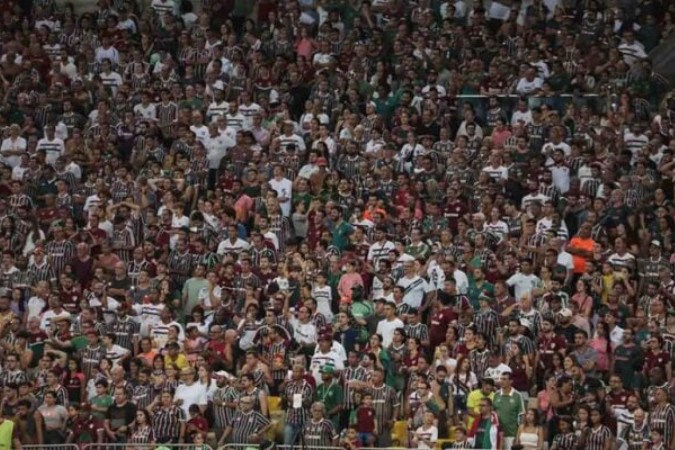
top-left (356, 406), bottom-right (376, 434)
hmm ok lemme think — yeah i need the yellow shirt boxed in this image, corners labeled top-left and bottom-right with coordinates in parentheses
top-left (466, 389), bottom-right (495, 431)
top-left (165, 353), bottom-right (189, 370)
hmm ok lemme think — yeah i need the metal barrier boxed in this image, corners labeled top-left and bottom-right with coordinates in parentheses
top-left (82, 444), bottom-right (215, 450)
top-left (218, 445), bottom-right (494, 450)
top-left (23, 445), bottom-right (79, 450)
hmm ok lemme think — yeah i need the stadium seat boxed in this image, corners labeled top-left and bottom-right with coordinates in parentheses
top-left (268, 396), bottom-right (282, 414)
top-left (391, 420), bottom-right (408, 446)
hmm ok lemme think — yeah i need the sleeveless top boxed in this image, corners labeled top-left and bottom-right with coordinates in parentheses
top-left (519, 430), bottom-right (540, 449)
top-left (0, 419), bottom-right (14, 450)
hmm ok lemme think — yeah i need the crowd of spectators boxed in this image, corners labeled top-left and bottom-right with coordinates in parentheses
top-left (0, 0), bottom-right (675, 449)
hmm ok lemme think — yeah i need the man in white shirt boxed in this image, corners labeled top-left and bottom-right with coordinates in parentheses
top-left (515, 66), bottom-right (543, 96)
top-left (269, 165), bottom-right (293, 217)
top-left (133, 92), bottom-right (157, 122)
top-left (238, 92), bottom-right (262, 131)
top-left (217, 225), bottom-right (250, 255)
top-left (36, 125), bottom-right (65, 165)
top-left (206, 88), bottom-right (229, 122)
top-left (618, 30), bottom-right (647, 66)
top-left (309, 336), bottom-right (345, 385)
top-left (1, 124), bottom-right (27, 168)
top-left (397, 261), bottom-right (434, 308)
top-left (376, 302), bottom-right (405, 347)
top-left (174, 366), bottom-right (208, 416)
top-left (95, 36), bottom-right (120, 65)
top-left (97, 59), bottom-right (123, 95)
top-left (506, 258), bottom-right (540, 301)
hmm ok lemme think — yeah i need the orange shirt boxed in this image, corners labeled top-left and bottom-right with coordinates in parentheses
top-left (569, 237), bottom-right (595, 274)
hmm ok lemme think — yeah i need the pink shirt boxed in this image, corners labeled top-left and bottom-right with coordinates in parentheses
top-left (337, 272), bottom-right (364, 301)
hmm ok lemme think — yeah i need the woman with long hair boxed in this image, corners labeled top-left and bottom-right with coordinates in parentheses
top-left (547, 377), bottom-right (575, 445)
top-left (506, 342), bottom-right (532, 401)
top-left (589, 322), bottom-right (611, 378)
top-left (514, 408), bottom-right (545, 450)
top-left (35, 391), bottom-right (68, 445)
top-left (62, 358), bottom-right (86, 404)
top-left (579, 407), bottom-right (613, 450)
top-left (571, 279), bottom-right (594, 319)
top-left (449, 355), bottom-right (478, 417)
top-left (129, 408), bottom-right (155, 446)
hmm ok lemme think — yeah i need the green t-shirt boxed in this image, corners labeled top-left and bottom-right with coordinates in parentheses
top-left (90, 394), bottom-right (113, 420)
top-left (315, 381), bottom-right (343, 427)
top-left (493, 389), bottom-right (524, 437)
top-left (331, 221), bottom-right (353, 251)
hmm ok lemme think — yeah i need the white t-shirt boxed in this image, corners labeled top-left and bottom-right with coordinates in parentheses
top-left (40, 310), bottom-right (71, 331)
top-left (27, 296), bottom-right (47, 322)
top-left (290, 318), bottom-right (317, 346)
top-left (105, 344), bottom-right (130, 367)
top-left (397, 276), bottom-right (433, 308)
top-left (516, 77), bottom-right (543, 95)
top-left (216, 238), bottom-right (250, 255)
top-left (377, 318), bottom-right (405, 347)
top-left (506, 272), bottom-right (540, 301)
top-left (174, 382), bottom-right (208, 416)
top-left (309, 350), bottom-right (345, 385)
top-left (312, 285), bottom-right (333, 322)
top-left (268, 178), bottom-right (293, 217)
top-left (414, 425), bottom-right (438, 450)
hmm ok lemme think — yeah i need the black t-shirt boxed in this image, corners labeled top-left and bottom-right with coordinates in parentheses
top-left (109, 277), bottom-right (132, 302)
top-left (106, 401), bottom-right (137, 431)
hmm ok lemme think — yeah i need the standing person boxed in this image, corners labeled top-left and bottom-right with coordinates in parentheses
top-left (314, 364), bottom-right (343, 429)
top-left (303, 402), bottom-right (338, 448)
top-left (0, 407), bottom-right (22, 449)
top-left (282, 365), bottom-right (314, 447)
top-left (468, 398), bottom-right (501, 450)
top-left (493, 372), bottom-right (524, 450)
top-left (411, 410), bottom-right (438, 450)
top-left (148, 390), bottom-right (186, 444)
top-left (35, 391), bottom-right (68, 445)
top-left (211, 372), bottom-right (238, 442)
top-left (580, 408), bottom-right (613, 450)
top-left (174, 367), bottom-right (208, 417)
top-left (219, 395), bottom-right (272, 446)
top-left (367, 367), bottom-right (399, 448)
top-left (514, 408), bottom-right (545, 450)
top-left (104, 386), bottom-right (137, 444)
top-left (648, 387), bottom-right (675, 449)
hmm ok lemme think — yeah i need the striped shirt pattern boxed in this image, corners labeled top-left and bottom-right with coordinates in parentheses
top-left (0, 370), bottom-right (27, 387)
top-left (107, 318), bottom-right (140, 352)
top-left (649, 403), bottom-right (675, 446)
top-left (585, 425), bottom-right (613, 450)
top-left (230, 410), bottom-right (270, 444)
top-left (284, 380), bottom-right (314, 426)
top-left (152, 405), bottom-right (186, 440)
top-left (78, 345), bottom-right (106, 379)
top-left (342, 366), bottom-right (369, 409)
top-left (45, 240), bottom-right (75, 276)
top-left (474, 308), bottom-right (499, 348)
top-left (28, 261), bottom-right (56, 282)
top-left (368, 383), bottom-right (399, 434)
top-left (213, 385), bottom-right (239, 428)
top-left (469, 348), bottom-right (491, 378)
top-left (551, 432), bottom-right (577, 450)
top-left (303, 419), bottom-right (337, 448)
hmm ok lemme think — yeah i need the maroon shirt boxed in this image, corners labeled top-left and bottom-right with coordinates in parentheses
top-left (356, 406), bottom-right (376, 434)
top-left (429, 307), bottom-right (457, 347)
